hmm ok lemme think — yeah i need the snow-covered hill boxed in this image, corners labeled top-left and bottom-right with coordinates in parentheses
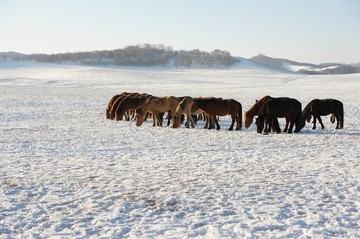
top-left (0, 63), bottom-right (359, 238)
top-left (1, 49), bottom-right (359, 74)
top-left (250, 54), bottom-right (360, 74)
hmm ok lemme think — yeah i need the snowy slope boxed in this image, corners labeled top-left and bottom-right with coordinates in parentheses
top-left (0, 62), bottom-right (359, 238)
top-left (250, 54), bottom-right (360, 74)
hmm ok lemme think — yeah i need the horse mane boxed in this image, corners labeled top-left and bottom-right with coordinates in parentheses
top-left (245, 95), bottom-right (272, 116)
top-left (302, 101), bottom-right (311, 122)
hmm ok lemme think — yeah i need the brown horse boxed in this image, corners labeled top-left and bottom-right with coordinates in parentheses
top-left (173, 97), bottom-right (196, 128)
top-left (192, 97), bottom-right (242, 130)
top-left (108, 92), bottom-right (139, 120)
top-left (256, 98), bottom-right (302, 133)
top-left (105, 92), bottom-right (131, 119)
top-left (114, 93), bottom-right (151, 121)
top-left (136, 96), bottom-right (181, 127)
top-left (301, 99), bottom-right (344, 129)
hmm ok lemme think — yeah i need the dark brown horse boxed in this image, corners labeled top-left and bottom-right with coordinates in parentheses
top-left (245, 95), bottom-right (289, 132)
top-left (105, 92), bottom-right (131, 119)
top-left (114, 93), bottom-right (151, 121)
top-left (192, 97), bottom-right (242, 130)
top-left (301, 99), bottom-right (344, 129)
top-left (107, 92), bottom-right (138, 120)
top-left (256, 98), bottom-right (302, 133)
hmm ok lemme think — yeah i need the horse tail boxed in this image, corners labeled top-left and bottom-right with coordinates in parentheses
top-left (330, 114), bottom-right (335, 123)
top-left (238, 103), bottom-right (242, 130)
top-left (340, 102), bottom-right (344, 128)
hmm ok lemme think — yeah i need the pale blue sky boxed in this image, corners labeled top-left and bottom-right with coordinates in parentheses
top-left (1, 0), bottom-right (359, 63)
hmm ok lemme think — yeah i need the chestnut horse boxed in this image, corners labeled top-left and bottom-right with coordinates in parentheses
top-left (106, 92), bottom-right (131, 119)
top-left (136, 96), bottom-right (181, 127)
top-left (301, 99), bottom-right (344, 129)
top-left (192, 97), bottom-right (242, 130)
top-left (256, 97), bottom-right (302, 133)
top-left (245, 95), bottom-right (289, 132)
top-left (108, 92), bottom-right (139, 120)
top-left (172, 97), bottom-right (196, 128)
top-left (114, 93), bottom-right (151, 121)
top-left (244, 95), bottom-right (272, 128)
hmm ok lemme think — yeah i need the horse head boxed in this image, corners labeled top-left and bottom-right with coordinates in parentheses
top-left (295, 116), bottom-right (306, 133)
top-left (172, 112), bottom-right (182, 128)
top-left (244, 111), bottom-right (253, 129)
top-left (135, 107), bottom-right (145, 126)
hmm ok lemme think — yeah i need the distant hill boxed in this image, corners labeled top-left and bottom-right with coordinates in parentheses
top-left (1, 46), bottom-right (359, 74)
top-left (249, 54), bottom-right (360, 75)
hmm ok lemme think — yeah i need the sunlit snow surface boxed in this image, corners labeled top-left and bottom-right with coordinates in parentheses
top-left (0, 62), bottom-right (359, 238)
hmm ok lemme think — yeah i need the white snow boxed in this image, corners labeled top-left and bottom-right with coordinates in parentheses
top-left (282, 62), bottom-right (339, 73)
top-left (0, 61), bottom-right (359, 238)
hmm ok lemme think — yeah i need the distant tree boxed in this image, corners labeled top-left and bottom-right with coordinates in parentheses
top-left (1, 44), bottom-right (239, 68)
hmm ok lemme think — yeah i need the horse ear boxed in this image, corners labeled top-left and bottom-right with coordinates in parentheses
top-left (255, 99), bottom-right (258, 103)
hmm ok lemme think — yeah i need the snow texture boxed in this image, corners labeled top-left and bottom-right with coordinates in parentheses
top-left (0, 61), bottom-right (359, 238)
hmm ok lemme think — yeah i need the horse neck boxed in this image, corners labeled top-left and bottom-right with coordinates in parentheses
top-left (301, 103), bottom-right (311, 118)
top-left (246, 96), bottom-right (270, 117)
top-left (195, 99), bottom-right (209, 111)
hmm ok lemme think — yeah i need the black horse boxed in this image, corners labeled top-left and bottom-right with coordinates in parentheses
top-left (301, 99), bottom-right (344, 129)
top-left (256, 98), bottom-right (302, 133)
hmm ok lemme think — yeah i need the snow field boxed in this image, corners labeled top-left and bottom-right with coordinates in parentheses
top-left (0, 62), bottom-right (359, 238)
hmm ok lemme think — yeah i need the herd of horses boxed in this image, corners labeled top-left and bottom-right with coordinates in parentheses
top-left (105, 92), bottom-right (344, 133)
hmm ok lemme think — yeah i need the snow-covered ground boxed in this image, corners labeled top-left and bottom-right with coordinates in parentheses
top-left (0, 61), bottom-right (359, 238)
top-left (282, 62), bottom-right (339, 73)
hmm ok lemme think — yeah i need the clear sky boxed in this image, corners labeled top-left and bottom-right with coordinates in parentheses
top-left (1, 0), bottom-right (359, 64)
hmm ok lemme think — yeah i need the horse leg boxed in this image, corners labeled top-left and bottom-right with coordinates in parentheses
top-left (235, 114), bottom-right (241, 130)
top-left (192, 115), bottom-right (198, 126)
top-left (204, 114), bottom-right (211, 128)
top-left (167, 111), bottom-right (171, 127)
top-left (228, 114), bottom-right (235, 130)
top-left (126, 110), bottom-right (131, 121)
top-left (263, 117), bottom-right (270, 133)
top-left (189, 114), bottom-right (196, 128)
top-left (340, 114), bottom-right (344, 129)
top-left (312, 115), bottom-right (317, 129)
top-left (152, 114), bottom-right (157, 126)
top-left (152, 114), bottom-right (156, 126)
top-left (283, 119), bottom-right (289, 132)
top-left (286, 116), bottom-right (295, 133)
top-left (214, 116), bottom-right (221, 130)
top-left (317, 116), bottom-right (324, 129)
top-left (335, 114), bottom-right (340, 129)
top-left (204, 115), bottom-right (209, 129)
top-left (264, 118), bottom-right (268, 132)
top-left (184, 114), bottom-right (190, 129)
top-left (154, 112), bottom-right (162, 126)
top-left (287, 120), bottom-right (295, 133)
top-left (272, 117), bottom-right (281, 133)
top-left (210, 117), bottom-right (216, 129)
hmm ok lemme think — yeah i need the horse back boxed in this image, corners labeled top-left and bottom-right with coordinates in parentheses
top-left (261, 98), bottom-right (301, 117)
top-left (310, 99), bottom-right (343, 115)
